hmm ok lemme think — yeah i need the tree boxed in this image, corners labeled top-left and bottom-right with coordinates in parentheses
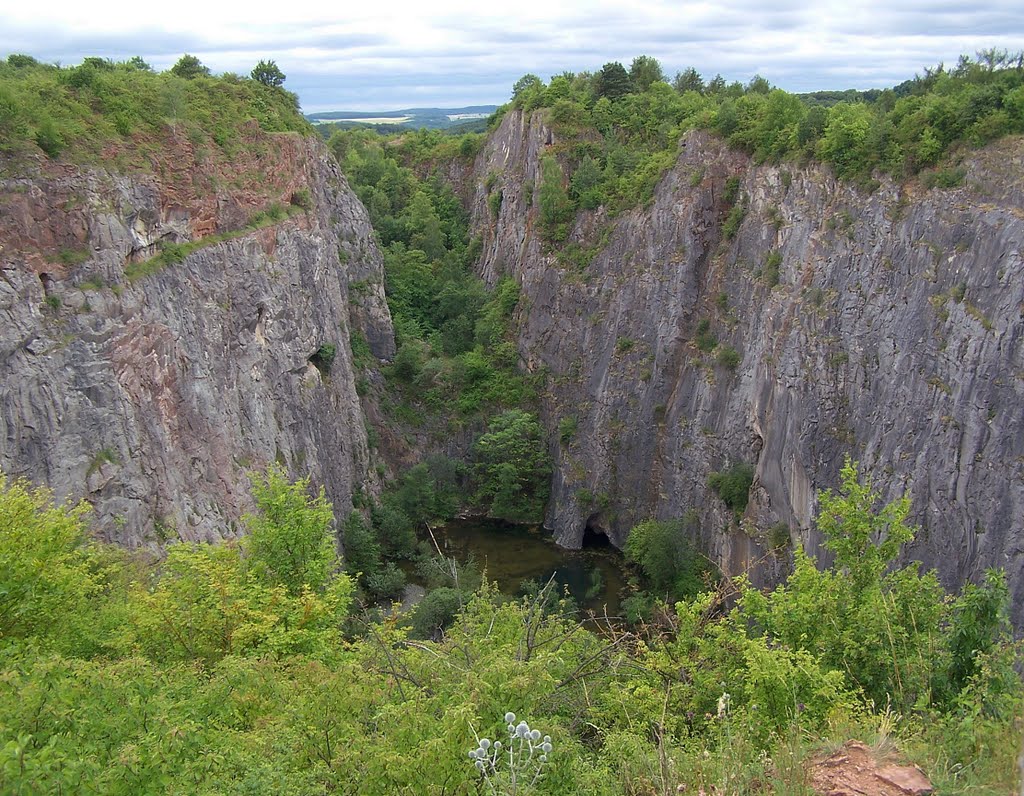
top-left (538, 154), bottom-right (574, 241)
top-left (170, 54), bottom-right (210, 79)
top-left (673, 67), bottom-right (704, 94)
top-left (570, 154), bottom-right (604, 209)
top-left (473, 410), bottom-right (551, 523)
top-left (629, 55), bottom-right (664, 92)
top-left (595, 61), bottom-right (631, 100)
top-left (512, 73), bottom-right (544, 104)
top-left (251, 59), bottom-right (286, 87)
top-left (746, 74), bottom-right (772, 94)
top-left (244, 465), bottom-right (337, 595)
top-left (126, 55), bottom-right (152, 71)
top-left (0, 475), bottom-right (100, 652)
top-left (624, 513), bottom-right (709, 599)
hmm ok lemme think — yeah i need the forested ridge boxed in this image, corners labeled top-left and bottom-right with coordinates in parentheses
top-left (1, 50), bottom-right (1023, 793)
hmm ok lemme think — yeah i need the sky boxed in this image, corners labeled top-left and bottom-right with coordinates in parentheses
top-left (2, 1), bottom-right (1022, 112)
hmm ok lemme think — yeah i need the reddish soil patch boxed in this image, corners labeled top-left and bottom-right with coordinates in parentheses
top-left (807, 741), bottom-right (933, 796)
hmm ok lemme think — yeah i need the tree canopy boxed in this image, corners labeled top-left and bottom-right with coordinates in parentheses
top-left (251, 59), bottom-right (286, 87)
top-left (170, 53), bottom-right (210, 79)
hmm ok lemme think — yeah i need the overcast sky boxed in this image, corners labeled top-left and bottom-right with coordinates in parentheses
top-left (2, 1), bottom-right (1022, 112)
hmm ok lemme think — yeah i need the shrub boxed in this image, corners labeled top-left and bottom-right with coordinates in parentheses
top-left (410, 586), bottom-right (463, 638)
top-left (310, 343), bottom-right (337, 375)
top-left (722, 202), bottom-right (746, 240)
top-left (762, 250), bottom-right (782, 287)
top-left (716, 344), bottom-right (740, 370)
top-left (708, 462), bottom-right (754, 513)
top-left (695, 318), bottom-right (717, 352)
top-left (558, 415), bottom-right (578, 445)
top-left (473, 410), bottom-right (551, 524)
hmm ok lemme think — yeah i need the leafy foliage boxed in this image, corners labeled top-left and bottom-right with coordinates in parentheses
top-left (251, 59), bottom-right (286, 87)
top-left (494, 51), bottom-right (1024, 246)
top-left (624, 512), bottom-right (715, 600)
top-left (473, 410), bottom-right (552, 523)
top-left (170, 54), bottom-right (210, 79)
top-left (0, 55), bottom-right (309, 161)
top-left (244, 465), bottom-right (338, 596)
top-left (328, 127), bottom-right (538, 421)
top-left (707, 462), bottom-right (754, 513)
top-left (0, 467), bottom-right (1019, 794)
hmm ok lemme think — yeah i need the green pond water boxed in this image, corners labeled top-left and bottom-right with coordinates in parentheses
top-left (417, 518), bottom-right (630, 617)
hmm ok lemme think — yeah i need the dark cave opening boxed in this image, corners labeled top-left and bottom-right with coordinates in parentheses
top-left (582, 518), bottom-right (613, 549)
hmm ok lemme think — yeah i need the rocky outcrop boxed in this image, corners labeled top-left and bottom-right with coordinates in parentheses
top-left (0, 131), bottom-right (393, 546)
top-left (470, 109), bottom-right (1024, 621)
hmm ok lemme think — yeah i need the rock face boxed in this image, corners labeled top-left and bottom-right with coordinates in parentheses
top-left (470, 109), bottom-right (1024, 621)
top-left (0, 131), bottom-right (393, 546)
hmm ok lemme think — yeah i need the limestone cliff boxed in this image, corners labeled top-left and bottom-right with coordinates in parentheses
top-left (470, 109), bottom-right (1024, 621)
top-left (0, 128), bottom-right (393, 546)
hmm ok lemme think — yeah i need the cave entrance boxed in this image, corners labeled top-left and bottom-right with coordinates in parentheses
top-left (582, 515), bottom-right (613, 549)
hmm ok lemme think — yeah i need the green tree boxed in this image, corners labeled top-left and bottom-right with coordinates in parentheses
top-left (740, 458), bottom-right (947, 710)
top-left (673, 67), bottom-right (704, 94)
top-left (538, 154), bottom-right (574, 241)
top-left (595, 61), bottom-right (631, 100)
top-left (251, 59), bottom-right (286, 87)
top-left (473, 410), bottom-right (551, 523)
top-left (817, 101), bottom-right (874, 178)
top-left (569, 154), bottom-right (604, 209)
top-left (170, 54), bottom-right (210, 79)
top-left (342, 510), bottom-right (381, 580)
top-left (0, 475), bottom-right (102, 652)
top-left (629, 55), bottom-right (665, 92)
top-left (244, 465), bottom-right (337, 595)
top-left (624, 513), bottom-right (710, 599)
top-left (511, 73), bottom-right (544, 107)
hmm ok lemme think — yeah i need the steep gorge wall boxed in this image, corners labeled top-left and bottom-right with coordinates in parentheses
top-left (470, 109), bottom-right (1024, 620)
top-left (0, 130), bottom-right (393, 546)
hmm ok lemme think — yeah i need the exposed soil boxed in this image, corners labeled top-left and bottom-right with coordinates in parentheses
top-left (807, 740), bottom-right (933, 796)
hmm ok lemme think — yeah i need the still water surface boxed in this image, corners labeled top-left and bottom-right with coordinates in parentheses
top-left (417, 517), bottom-right (630, 617)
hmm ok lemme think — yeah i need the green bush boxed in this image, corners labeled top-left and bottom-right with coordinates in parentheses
top-left (708, 462), bottom-right (754, 513)
top-left (473, 410), bottom-right (551, 523)
top-left (715, 344), bottom-right (740, 370)
top-left (695, 318), bottom-right (717, 352)
top-left (762, 250), bottom-right (782, 287)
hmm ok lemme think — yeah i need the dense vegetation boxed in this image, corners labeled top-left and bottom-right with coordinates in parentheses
top-left (498, 50), bottom-right (1024, 231)
top-left (329, 127), bottom-right (535, 417)
top-left (1, 462), bottom-right (1020, 794)
top-left (325, 127), bottom-right (556, 605)
top-left (0, 53), bottom-right (309, 163)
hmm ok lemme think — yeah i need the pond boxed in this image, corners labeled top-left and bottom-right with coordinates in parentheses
top-left (413, 517), bottom-right (631, 618)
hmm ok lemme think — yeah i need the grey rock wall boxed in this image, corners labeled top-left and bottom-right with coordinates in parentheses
top-left (470, 109), bottom-right (1024, 622)
top-left (0, 139), bottom-right (393, 546)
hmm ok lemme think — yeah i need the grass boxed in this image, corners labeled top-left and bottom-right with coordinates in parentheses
top-left (125, 202), bottom-right (302, 281)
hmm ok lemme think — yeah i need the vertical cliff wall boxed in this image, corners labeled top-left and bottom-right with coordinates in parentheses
top-left (470, 109), bottom-right (1024, 620)
top-left (0, 130), bottom-right (393, 546)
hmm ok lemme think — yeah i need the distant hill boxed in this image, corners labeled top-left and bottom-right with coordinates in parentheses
top-left (305, 105), bottom-right (499, 131)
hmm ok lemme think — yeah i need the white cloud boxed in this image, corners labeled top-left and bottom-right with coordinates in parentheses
top-left (2, 0), bottom-right (1021, 110)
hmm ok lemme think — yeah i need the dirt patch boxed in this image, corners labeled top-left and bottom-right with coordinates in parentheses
top-left (807, 740), bottom-right (932, 796)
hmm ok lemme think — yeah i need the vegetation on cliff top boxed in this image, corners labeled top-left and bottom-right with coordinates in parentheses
top-left (494, 51), bottom-right (1024, 226)
top-left (0, 53), bottom-right (310, 163)
top-left (0, 462), bottom-right (1020, 794)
